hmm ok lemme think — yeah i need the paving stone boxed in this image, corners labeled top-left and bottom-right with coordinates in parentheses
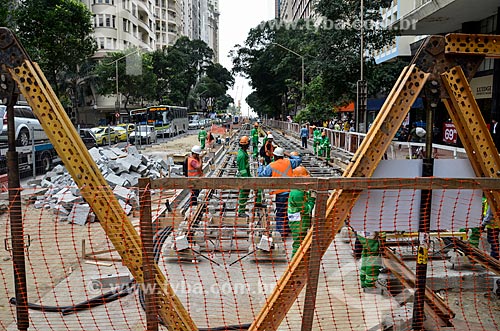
top-left (105, 173), bottom-right (130, 187)
top-left (68, 204), bottom-right (91, 225)
top-left (88, 147), bottom-right (102, 162)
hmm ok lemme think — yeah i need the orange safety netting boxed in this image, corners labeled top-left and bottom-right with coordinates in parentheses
top-left (1, 175), bottom-right (500, 331)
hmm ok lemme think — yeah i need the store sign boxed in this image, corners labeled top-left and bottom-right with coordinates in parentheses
top-left (470, 75), bottom-right (493, 99)
top-left (443, 122), bottom-right (458, 144)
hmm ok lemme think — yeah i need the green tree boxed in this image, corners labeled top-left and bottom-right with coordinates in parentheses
top-left (163, 37), bottom-right (214, 106)
top-left (94, 51), bottom-right (157, 114)
top-left (14, 0), bottom-right (96, 102)
top-left (232, 0), bottom-right (398, 120)
top-left (0, 0), bottom-right (16, 28)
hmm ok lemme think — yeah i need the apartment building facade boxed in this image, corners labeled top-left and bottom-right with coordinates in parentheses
top-left (277, 0), bottom-right (317, 21)
top-left (78, 0), bottom-right (218, 124)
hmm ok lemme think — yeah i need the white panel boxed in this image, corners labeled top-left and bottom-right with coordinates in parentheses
top-left (349, 160), bottom-right (423, 232)
top-left (431, 159), bottom-right (482, 230)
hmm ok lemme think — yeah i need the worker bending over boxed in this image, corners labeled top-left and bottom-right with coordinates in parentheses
top-left (287, 164), bottom-right (315, 256)
top-left (258, 147), bottom-right (301, 237)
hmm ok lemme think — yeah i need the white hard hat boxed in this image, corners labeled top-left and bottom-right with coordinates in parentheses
top-left (191, 145), bottom-right (202, 154)
top-left (267, 134), bottom-right (274, 139)
top-left (273, 147), bottom-right (284, 157)
top-left (416, 127), bottom-right (426, 138)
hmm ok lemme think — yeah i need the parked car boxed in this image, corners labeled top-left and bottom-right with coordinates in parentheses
top-left (90, 126), bottom-right (120, 145)
top-left (129, 125), bottom-right (157, 144)
top-left (117, 123), bottom-right (136, 134)
top-left (0, 104), bottom-right (48, 146)
top-left (79, 129), bottom-right (97, 149)
top-left (112, 126), bottom-right (128, 142)
top-left (189, 120), bottom-right (201, 130)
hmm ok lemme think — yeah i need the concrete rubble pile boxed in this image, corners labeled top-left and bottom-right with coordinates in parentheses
top-left (28, 145), bottom-right (181, 225)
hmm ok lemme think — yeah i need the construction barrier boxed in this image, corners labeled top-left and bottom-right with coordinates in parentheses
top-left (2, 176), bottom-right (500, 330)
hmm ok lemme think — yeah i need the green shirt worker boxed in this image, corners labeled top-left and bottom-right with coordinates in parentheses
top-left (287, 164), bottom-right (315, 257)
top-left (237, 136), bottom-right (262, 218)
top-left (198, 126), bottom-right (208, 149)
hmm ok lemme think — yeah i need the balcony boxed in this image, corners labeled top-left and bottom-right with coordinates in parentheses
top-left (396, 0), bottom-right (500, 35)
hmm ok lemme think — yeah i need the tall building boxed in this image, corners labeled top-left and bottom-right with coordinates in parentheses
top-left (78, 0), bottom-right (218, 123)
top-left (278, 0), bottom-right (317, 21)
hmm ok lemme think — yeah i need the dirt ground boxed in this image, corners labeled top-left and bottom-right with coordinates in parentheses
top-left (0, 132), bottom-right (199, 329)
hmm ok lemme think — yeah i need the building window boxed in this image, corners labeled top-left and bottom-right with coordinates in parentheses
top-left (98, 37), bottom-right (105, 49)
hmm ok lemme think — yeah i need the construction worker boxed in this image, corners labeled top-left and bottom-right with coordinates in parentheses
top-left (288, 164), bottom-right (315, 257)
top-left (198, 126), bottom-right (208, 150)
top-left (236, 136), bottom-right (263, 218)
top-left (251, 122), bottom-right (260, 158)
top-left (357, 231), bottom-right (382, 290)
top-left (312, 126), bottom-right (321, 155)
top-left (482, 198), bottom-right (500, 259)
top-left (258, 147), bottom-right (302, 237)
top-left (263, 133), bottom-right (275, 165)
top-left (318, 131), bottom-right (331, 161)
top-left (187, 145), bottom-right (204, 206)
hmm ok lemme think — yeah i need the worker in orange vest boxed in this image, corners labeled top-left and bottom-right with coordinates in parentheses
top-left (258, 147), bottom-right (301, 237)
top-left (187, 145), bottom-right (204, 206)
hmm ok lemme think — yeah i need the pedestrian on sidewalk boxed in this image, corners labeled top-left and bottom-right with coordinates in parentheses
top-left (258, 147), bottom-right (301, 237)
top-left (300, 124), bottom-right (309, 149)
top-left (288, 165), bottom-right (315, 257)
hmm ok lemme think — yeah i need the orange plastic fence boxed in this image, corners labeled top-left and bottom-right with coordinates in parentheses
top-left (1, 177), bottom-right (500, 331)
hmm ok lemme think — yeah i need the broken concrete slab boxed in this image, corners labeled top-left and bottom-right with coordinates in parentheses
top-left (68, 204), bottom-right (91, 226)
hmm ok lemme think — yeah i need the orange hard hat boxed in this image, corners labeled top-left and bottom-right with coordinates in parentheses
top-left (290, 151), bottom-right (299, 156)
top-left (293, 166), bottom-right (310, 177)
top-left (239, 136), bottom-right (250, 145)
top-left (254, 122), bottom-right (259, 127)
top-left (267, 131), bottom-right (272, 135)
top-left (321, 131), bottom-right (326, 136)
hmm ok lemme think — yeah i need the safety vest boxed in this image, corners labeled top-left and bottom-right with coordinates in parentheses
top-left (187, 156), bottom-right (203, 177)
top-left (270, 158), bottom-right (293, 195)
top-left (483, 198), bottom-right (500, 229)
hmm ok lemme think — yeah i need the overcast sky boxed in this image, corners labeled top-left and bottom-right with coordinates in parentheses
top-left (219, 0), bottom-right (275, 116)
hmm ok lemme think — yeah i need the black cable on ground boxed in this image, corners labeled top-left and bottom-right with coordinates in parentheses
top-left (9, 281), bottom-right (135, 315)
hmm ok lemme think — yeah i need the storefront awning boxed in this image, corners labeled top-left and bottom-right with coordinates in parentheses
top-left (336, 102), bottom-right (355, 112)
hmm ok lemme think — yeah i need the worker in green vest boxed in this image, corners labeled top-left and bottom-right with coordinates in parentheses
top-left (237, 136), bottom-right (263, 218)
top-left (312, 126), bottom-right (321, 155)
top-left (287, 164), bottom-right (315, 257)
top-left (318, 131), bottom-right (331, 161)
top-left (357, 231), bottom-right (382, 289)
top-left (482, 198), bottom-right (500, 259)
top-left (251, 122), bottom-right (260, 158)
top-left (198, 126), bottom-right (208, 150)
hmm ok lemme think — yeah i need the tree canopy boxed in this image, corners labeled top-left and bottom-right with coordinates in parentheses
top-left (232, 0), bottom-right (402, 123)
top-left (14, 0), bottom-right (97, 101)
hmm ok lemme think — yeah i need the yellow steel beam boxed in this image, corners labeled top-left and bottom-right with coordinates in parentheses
top-left (441, 66), bottom-right (500, 228)
top-left (248, 65), bottom-right (429, 331)
top-left (445, 33), bottom-right (500, 58)
top-left (7, 60), bottom-right (197, 330)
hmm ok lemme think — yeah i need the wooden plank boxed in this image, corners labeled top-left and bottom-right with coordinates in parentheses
top-left (152, 176), bottom-right (500, 191)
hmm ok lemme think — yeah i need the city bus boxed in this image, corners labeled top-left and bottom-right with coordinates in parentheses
top-left (130, 105), bottom-right (188, 137)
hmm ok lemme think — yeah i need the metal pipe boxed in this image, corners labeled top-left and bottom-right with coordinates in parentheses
top-left (7, 93), bottom-right (29, 331)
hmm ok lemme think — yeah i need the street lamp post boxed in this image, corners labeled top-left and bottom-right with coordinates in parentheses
top-left (106, 49), bottom-right (141, 117)
top-left (356, 0), bottom-right (368, 133)
top-left (272, 42), bottom-right (305, 103)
